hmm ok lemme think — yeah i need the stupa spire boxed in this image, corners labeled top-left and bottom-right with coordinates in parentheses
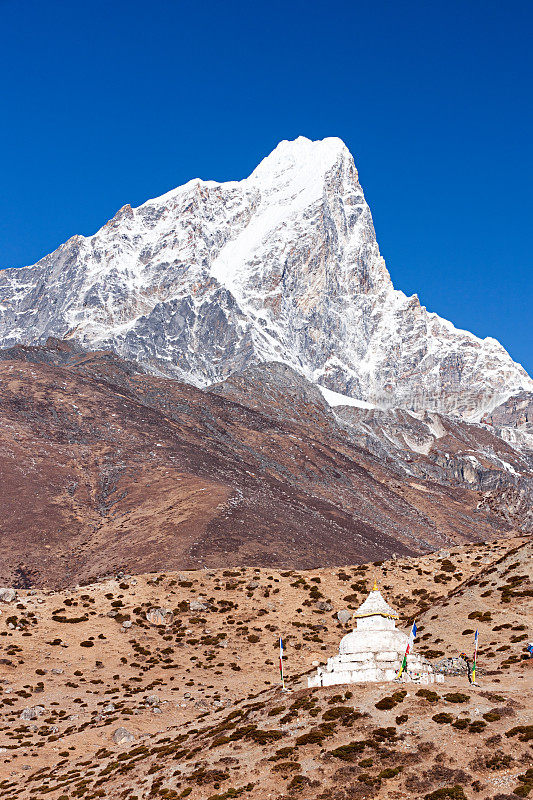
top-left (353, 585), bottom-right (399, 620)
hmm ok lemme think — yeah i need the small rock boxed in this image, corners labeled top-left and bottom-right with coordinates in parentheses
top-left (20, 706), bottom-right (45, 721)
top-left (316, 601), bottom-right (332, 612)
top-left (337, 609), bottom-right (352, 624)
top-left (112, 727), bottom-right (135, 745)
top-left (145, 608), bottom-right (173, 626)
top-left (246, 580), bottom-right (259, 590)
top-left (103, 704), bottom-right (115, 714)
top-left (152, 707), bottom-right (162, 714)
top-left (144, 695), bottom-right (160, 706)
top-left (122, 620), bottom-right (132, 629)
top-left (189, 600), bottom-right (209, 613)
top-left (51, 668), bottom-right (63, 675)
top-left (0, 589), bottom-right (16, 603)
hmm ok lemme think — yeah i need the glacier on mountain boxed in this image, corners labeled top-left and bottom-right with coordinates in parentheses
top-left (0, 136), bottom-right (531, 421)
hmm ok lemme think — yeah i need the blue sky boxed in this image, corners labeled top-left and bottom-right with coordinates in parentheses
top-left (1, 0), bottom-right (531, 372)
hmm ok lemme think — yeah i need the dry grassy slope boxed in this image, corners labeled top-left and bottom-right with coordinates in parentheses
top-left (0, 537), bottom-right (530, 799)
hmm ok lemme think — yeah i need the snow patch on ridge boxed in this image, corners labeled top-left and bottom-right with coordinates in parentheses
top-left (318, 386), bottom-right (376, 409)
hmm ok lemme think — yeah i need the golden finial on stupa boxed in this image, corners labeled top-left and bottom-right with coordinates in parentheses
top-left (372, 578), bottom-right (378, 591)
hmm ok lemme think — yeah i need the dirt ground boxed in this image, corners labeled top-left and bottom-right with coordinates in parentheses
top-left (0, 535), bottom-right (530, 799)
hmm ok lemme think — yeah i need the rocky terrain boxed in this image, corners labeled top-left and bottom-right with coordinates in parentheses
top-left (1, 137), bottom-right (531, 422)
top-left (0, 536), bottom-right (530, 800)
top-left (1, 339), bottom-right (531, 589)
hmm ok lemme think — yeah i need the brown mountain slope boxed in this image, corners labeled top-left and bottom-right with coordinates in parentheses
top-left (0, 537), bottom-right (530, 799)
top-left (0, 340), bottom-right (527, 588)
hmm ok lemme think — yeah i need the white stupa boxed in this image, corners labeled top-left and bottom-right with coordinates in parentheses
top-left (308, 582), bottom-right (442, 687)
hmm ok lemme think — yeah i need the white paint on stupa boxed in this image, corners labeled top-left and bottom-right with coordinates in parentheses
top-left (308, 582), bottom-right (443, 687)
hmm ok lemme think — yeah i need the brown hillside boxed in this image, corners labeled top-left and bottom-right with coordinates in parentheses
top-left (0, 341), bottom-right (525, 588)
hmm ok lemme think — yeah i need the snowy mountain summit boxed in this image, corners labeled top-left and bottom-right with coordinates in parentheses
top-left (0, 136), bottom-right (531, 420)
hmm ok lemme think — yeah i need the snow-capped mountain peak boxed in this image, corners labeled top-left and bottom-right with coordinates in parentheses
top-left (0, 137), bottom-right (531, 420)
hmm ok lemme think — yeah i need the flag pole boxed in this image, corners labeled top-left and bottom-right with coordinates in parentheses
top-left (472, 629), bottom-right (479, 685)
top-left (279, 636), bottom-right (286, 690)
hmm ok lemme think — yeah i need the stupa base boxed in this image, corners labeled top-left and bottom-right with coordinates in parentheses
top-left (307, 668), bottom-right (444, 688)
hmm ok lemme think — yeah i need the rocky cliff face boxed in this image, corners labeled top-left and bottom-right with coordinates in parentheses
top-left (212, 361), bottom-right (533, 534)
top-left (0, 136), bottom-right (531, 420)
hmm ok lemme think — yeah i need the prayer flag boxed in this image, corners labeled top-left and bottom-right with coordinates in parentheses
top-left (279, 636), bottom-right (285, 689)
top-left (472, 629), bottom-right (478, 684)
top-left (396, 621), bottom-right (417, 679)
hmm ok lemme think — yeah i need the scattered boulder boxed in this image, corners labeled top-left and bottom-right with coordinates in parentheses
top-left (246, 580), bottom-right (260, 590)
top-left (103, 704), bottom-right (115, 714)
top-left (144, 695), bottom-right (160, 706)
top-left (20, 705), bottom-right (45, 721)
top-left (145, 608), bottom-right (173, 626)
top-left (112, 727), bottom-right (135, 744)
top-left (189, 599), bottom-right (209, 613)
top-left (316, 601), bottom-right (332, 612)
top-left (122, 620), bottom-right (132, 629)
top-left (0, 588), bottom-right (16, 603)
top-left (337, 609), bottom-right (353, 624)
